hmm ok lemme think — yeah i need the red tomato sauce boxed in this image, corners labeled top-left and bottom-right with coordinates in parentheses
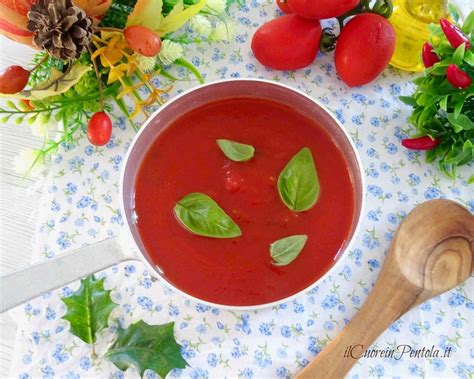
top-left (134, 97), bottom-right (355, 306)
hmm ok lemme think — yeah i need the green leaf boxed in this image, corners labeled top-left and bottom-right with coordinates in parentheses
top-left (439, 95), bottom-right (448, 111)
top-left (174, 193), bottom-right (241, 238)
top-left (26, 116), bottom-right (37, 125)
top-left (462, 10), bottom-right (474, 34)
top-left (61, 275), bottom-right (118, 344)
top-left (39, 112), bottom-right (51, 125)
top-left (413, 76), bottom-right (426, 85)
top-left (426, 62), bottom-right (450, 75)
top-left (467, 174), bottom-right (474, 184)
top-left (448, 3), bottom-right (460, 22)
top-left (452, 43), bottom-right (465, 66)
top-left (270, 235), bottom-right (308, 266)
top-left (399, 95), bottom-right (417, 107)
top-left (447, 113), bottom-right (474, 132)
top-left (217, 139), bottom-right (255, 162)
top-left (444, 141), bottom-right (473, 165)
top-left (417, 105), bottom-right (436, 126)
top-left (106, 321), bottom-right (188, 378)
top-left (416, 93), bottom-right (437, 107)
top-left (425, 148), bottom-right (439, 163)
top-left (278, 147), bottom-right (320, 212)
top-left (454, 99), bottom-right (464, 119)
top-left (464, 51), bottom-right (474, 66)
top-left (6, 101), bottom-right (18, 110)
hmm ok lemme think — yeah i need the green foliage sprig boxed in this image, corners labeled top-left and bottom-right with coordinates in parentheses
top-left (400, 10), bottom-right (474, 178)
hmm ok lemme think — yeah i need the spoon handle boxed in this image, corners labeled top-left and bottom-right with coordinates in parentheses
top-left (295, 253), bottom-right (418, 379)
top-left (296, 199), bottom-right (474, 378)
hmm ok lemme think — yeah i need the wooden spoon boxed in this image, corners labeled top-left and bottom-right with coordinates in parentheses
top-left (296, 199), bottom-right (474, 379)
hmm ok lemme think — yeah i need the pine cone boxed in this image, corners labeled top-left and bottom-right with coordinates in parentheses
top-left (27, 0), bottom-right (94, 60)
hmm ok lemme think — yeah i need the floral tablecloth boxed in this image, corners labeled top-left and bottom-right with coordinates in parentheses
top-left (8, 1), bottom-right (473, 378)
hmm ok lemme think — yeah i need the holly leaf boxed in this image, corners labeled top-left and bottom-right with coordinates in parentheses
top-left (61, 275), bottom-right (117, 344)
top-left (106, 321), bottom-right (188, 377)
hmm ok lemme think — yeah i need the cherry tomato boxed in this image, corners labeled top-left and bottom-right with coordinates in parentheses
top-left (251, 14), bottom-right (322, 71)
top-left (0, 65), bottom-right (30, 94)
top-left (87, 111), bottom-right (112, 146)
top-left (287, 0), bottom-right (359, 19)
top-left (335, 13), bottom-right (395, 87)
top-left (124, 25), bottom-right (162, 57)
top-left (276, 0), bottom-right (292, 13)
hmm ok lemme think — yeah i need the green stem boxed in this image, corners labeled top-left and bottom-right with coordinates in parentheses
top-left (36, 118), bottom-right (83, 160)
top-left (174, 58), bottom-right (205, 84)
top-left (0, 106), bottom-right (62, 115)
top-left (51, 83), bottom-right (120, 105)
top-left (155, 65), bottom-right (180, 81)
top-left (113, 96), bottom-right (138, 132)
top-left (1, 83), bottom-right (121, 116)
top-left (334, 0), bottom-right (393, 37)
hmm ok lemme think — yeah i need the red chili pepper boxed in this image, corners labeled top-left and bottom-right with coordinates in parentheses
top-left (421, 43), bottom-right (440, 68)
top-left (402, 136), bottom-right (440, 150)
top-left (439, 18), bottom-right (470, 49)
top-left (446, 64), bottom-right (472, 89)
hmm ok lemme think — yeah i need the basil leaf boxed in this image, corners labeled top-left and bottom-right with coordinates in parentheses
top-left (174, 192), bottom-right (241, 238)
top-left (216, 139), bottom-right (255, 162)
top-left (278, 147), bottom-right (320, 212)
top-left (61, 275), bottom-right (117, 344)
top-left (270, 235), bottom-right (308, 266)
top-left (106, 321), bottom-right (188, 377)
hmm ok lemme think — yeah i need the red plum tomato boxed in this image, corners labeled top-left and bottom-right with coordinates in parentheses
top-left (334, 13), bottom-right (395, 87)
top-left (251, 14), bottom-right (322, 71)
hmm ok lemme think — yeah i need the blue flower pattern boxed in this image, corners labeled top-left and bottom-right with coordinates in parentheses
top-left (9, 1), bottom-right (473, 377)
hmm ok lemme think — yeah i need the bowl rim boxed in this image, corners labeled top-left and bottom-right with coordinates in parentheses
top-left (119, 78), bottom-right (366, 310)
